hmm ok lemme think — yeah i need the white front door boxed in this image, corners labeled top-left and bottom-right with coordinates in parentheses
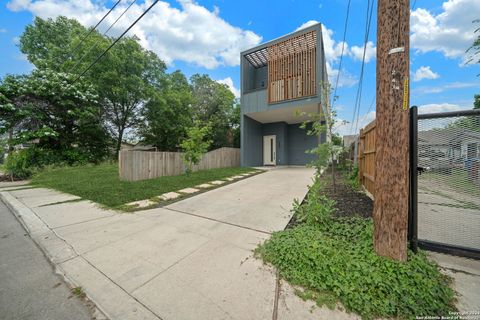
top-left (263, 135), bottom-right (276, 166)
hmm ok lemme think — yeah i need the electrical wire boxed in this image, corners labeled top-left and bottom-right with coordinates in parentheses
top-left (69, 0), bottom-right (137, 73)
top-left (69, 0), bottom-right (122, 55)
top-left (72, 0), bottom-right (160, 84)
top-left (331, 0), bottom-right (352, 110)
top-left (351, 0), bottom-right (375, 135)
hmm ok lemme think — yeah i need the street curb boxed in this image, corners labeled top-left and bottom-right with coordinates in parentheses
top-left (0, 191), bottom-right (109, 320)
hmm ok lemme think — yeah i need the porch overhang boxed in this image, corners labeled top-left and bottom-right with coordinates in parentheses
top-left (245, 103), bottom-right (322, 124)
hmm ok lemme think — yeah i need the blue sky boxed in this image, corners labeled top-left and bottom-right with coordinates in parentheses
top-left (1, 0), bottom-right (479, 135)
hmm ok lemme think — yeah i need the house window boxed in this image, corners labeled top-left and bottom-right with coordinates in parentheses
top-left (467, 143), bottom-right (478, 159)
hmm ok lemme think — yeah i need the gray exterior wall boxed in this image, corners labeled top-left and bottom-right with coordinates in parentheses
top-left (241, 120), bottom-right (324, 167)
top-left (262, 122), bottom-right (288, 165)
top-left (240, 23), bottom-right (328, 167)
top-left (241, 115), bottom-right (262, 166)
top-left (287, 123), bottom-right (318, 165)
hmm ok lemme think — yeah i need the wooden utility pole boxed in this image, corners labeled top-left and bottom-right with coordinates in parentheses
top-left (374, 0), bottom-right (410, 261)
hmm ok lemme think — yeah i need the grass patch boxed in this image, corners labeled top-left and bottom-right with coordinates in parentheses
top-left (428, 168), bottom-right (478, 197)
top-left (71, 287), bottom-right (86, 299)
top-left (256, 177), bottom-right (456, 320)
top-left (31, 163), bottom-right (254, 209)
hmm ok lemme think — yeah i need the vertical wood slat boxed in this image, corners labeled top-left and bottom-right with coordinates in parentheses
top-left (118, 147), bottom-right (240, 181)
top-left (267, 30), bottom-right (317, 103)
top-left (357, 120), bottom-right (376, 199)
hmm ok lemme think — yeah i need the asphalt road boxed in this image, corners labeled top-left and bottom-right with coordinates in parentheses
top-left (0, 200), bottom-right (92, 320)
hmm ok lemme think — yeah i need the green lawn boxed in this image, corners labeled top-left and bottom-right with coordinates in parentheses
top-left (31, 163), bottom-right (253, 208)
top-left (429, 168), bottom-right (478, 197)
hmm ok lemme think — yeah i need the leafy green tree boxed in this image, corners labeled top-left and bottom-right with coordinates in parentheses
top-left (447, 94), bottom-right (480, 132)
top-left (94, 38), bottom-right (167, 155)
top-left (0, 69), bottom-right (110, 163)
top-left (297, 82), bottom-right (345, 192)
top-left (19, 16), bottom-right (107, 72)
top-left (140, 71), bottom-right (193, 150)
top-left (230, 103), bottom-right (241, 148)
top-left (466, 19), bottom-right (480, 68)
top-left (180, 123), bottom-right (212, 175)
top-left (19, 16), bottom-right (167, 156)
top-left (190, 74), bottom-right (238, 149)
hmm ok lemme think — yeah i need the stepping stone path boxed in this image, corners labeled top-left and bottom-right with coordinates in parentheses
top-left (178, 188), bottom-right (199, 194)
top-left (123, 171), bottom-right (264, 210)
top-left (195, 183), bottom-right (213, 189)
top-left (159, 192), bottom-right (181, 200)
top-left (125, 199), bottom-right (157, 208)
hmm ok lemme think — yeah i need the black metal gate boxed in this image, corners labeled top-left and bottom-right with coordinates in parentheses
top-left (409, 106), bottom-right (480, 259)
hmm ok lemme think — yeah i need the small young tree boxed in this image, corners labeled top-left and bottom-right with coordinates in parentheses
top-left (297, 82), bottom-right (346, 192)
top-left (180, 123), bottom-right (212, 175)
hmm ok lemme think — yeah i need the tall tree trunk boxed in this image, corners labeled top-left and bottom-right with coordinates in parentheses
top-left (8, 128), bottom-right (13, 152)
top-left (116, 128), bottom-right (124, 159)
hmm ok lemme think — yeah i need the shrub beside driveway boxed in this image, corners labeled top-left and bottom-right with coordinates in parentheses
top-left (31, 163), bottom-right (254, 209)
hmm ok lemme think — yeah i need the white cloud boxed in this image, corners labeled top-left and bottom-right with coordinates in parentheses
top-left (416, 103), bottom-right (468, 114)
top-left (0, 28), bottom-right (7, 33)
top-left (296, 20), bottom-right (358, 88)
top-left (413, 81), bottom-right (479, 94)
top-left (411, 0), bottom-right (480, 63)
top-left (349, 41), bottom-right (376, 63)
top-left (334, 111), bottom-right (376, 136)
top-left (327, 66), bottom-right (357, 88)
top-left (295, 20), bottom-right (320, 32)
top-left (216, 77), bottom-right (240, 98)
top-left (413, 66), bottom-right (440, 81)
top-left (6, 0), bottom-right (262, 69)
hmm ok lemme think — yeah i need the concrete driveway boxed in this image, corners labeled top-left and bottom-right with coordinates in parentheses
top-left (1, 167), bottom-right (361, 320)
top-left (166, 166), bottom-right (315, 233)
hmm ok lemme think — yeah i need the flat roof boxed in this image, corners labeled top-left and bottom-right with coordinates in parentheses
top-left (242, 23), bottom-right (321, 69)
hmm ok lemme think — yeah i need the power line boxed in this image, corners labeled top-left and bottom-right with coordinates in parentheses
top-left (69, 0), bottom-right (123, 55)
top-left (412, 0), bottom-right (418, 10)
top-left (69, 0), bottom-right (137, 73)
top-left (351, 0), bottom-right (375, 135)
top-left (72, 0), bottom-right (159, 84)
top-left (331, 0), bottom-right (352, 110)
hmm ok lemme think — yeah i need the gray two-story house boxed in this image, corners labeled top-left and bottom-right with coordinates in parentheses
top-left (240, 23), bottom-right (329, 167)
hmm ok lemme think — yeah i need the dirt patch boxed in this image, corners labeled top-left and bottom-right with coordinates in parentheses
top-left (286, 168), bottom-right (373, 229)
top-left (321, 170), bottom-right (373, 219)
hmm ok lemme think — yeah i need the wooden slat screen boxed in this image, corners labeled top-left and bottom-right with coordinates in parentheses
top-left (267, 30), bottom-right (317, 103)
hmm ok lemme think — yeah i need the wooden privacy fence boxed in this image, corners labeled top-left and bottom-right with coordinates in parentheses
top-left (358, 120), bottom-right (376, 198)
top-left (119, 147), bottom-right (240, 181)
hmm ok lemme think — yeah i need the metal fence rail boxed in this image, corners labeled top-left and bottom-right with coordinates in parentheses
top-left (410, 106), bottom-right (480, 259)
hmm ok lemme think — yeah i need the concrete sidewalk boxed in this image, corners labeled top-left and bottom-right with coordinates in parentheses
top-left (0, 168), bottom-right (360, 320)
top-left (0, 200), bottom-right (94, 320)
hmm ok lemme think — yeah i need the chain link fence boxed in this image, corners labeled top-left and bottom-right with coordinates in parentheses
top-left (414, 109), bottom-right (480, 255)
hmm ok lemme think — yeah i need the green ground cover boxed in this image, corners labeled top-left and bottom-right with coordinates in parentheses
top-left (31, 163), bottom-right (252, 208)
top-left (256, 175), bottom-right (456, 320)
